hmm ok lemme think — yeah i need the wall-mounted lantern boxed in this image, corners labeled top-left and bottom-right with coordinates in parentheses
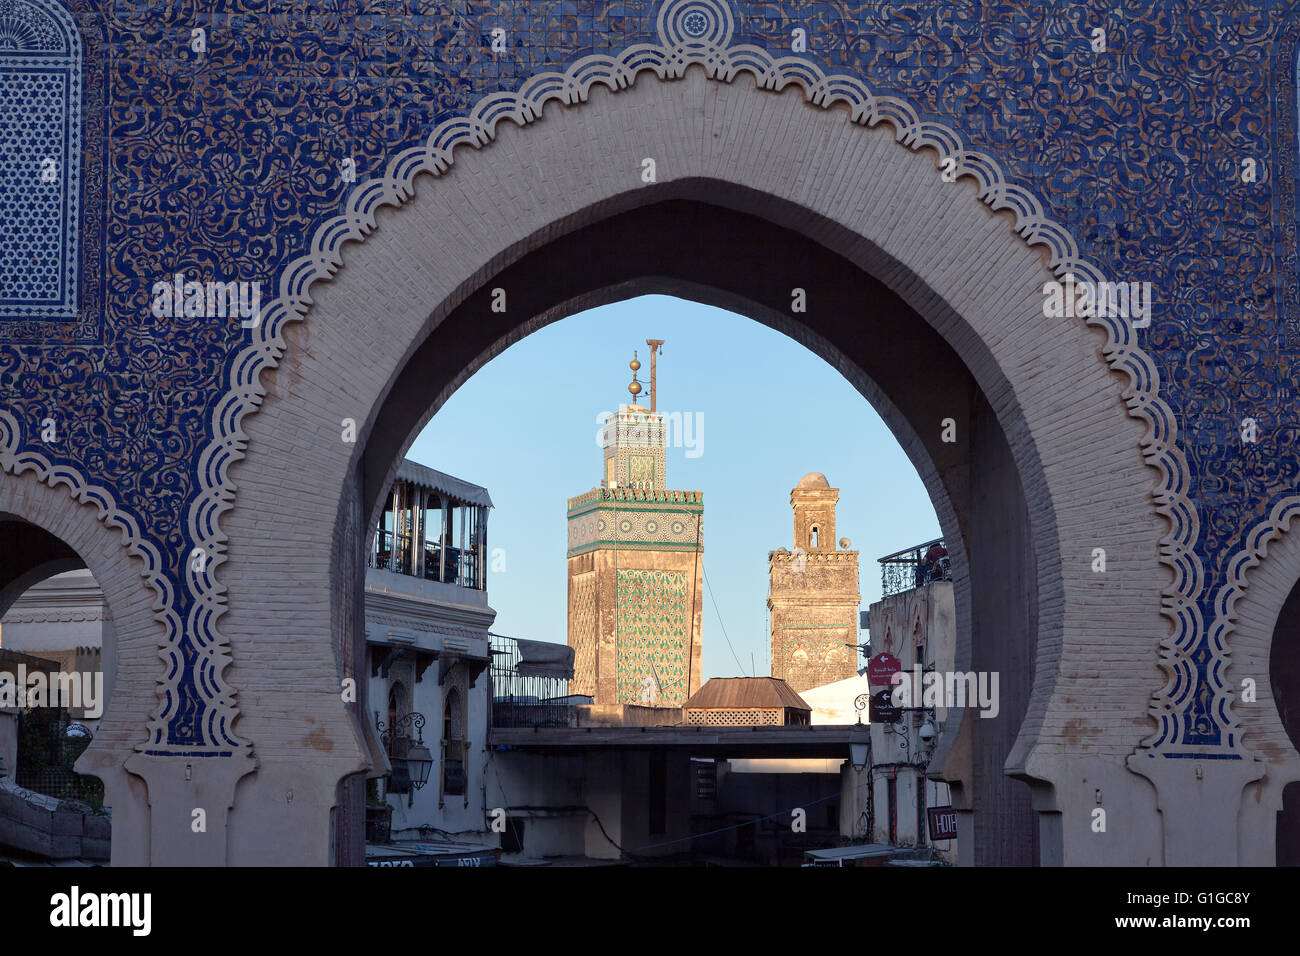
top-left (379, 712), bottom-right (432, 808)
top-left (849, 742), bottom-right (869, 772)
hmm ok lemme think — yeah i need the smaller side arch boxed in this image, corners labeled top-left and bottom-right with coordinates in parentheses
top-left (0, 467), bottom-right (163, 865)
top-left (0, 526), bottom-right (80, 616)
top-left (1220, 497), bottom-right (1300, 864)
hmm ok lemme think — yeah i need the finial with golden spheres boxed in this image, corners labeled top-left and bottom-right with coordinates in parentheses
top-left (628, 350), bottom-right (642, 404)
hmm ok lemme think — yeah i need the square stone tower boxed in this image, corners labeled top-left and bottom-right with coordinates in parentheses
top-left (566, 355), bottom-right (704, 708)
top-left (767, 472), bottom-right (861, 693)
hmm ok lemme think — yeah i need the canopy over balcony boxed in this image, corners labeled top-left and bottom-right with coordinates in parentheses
top-left (370, 459), bottom-right (492, 591)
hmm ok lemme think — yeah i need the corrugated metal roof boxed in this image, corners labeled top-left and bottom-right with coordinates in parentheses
top-left (682, 677), bottom-right (811, 712)
top-left (395, 459), bottom-right (493, 508)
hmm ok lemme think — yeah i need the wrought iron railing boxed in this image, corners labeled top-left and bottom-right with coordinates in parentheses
top-left (879, 537), bottom-right (950, 598)
top-left (369, 528), bottom-right (475, 587)
top-left (417, 543), bottom-right (463, 585)
top-left (488, 635), bottom-right (576, 728)
top-left (370, 528), bottom-right (414, 575)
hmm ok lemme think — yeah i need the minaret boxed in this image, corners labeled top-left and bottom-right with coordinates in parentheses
top-left (566, 345), bottom-right (704, 708)
top-left (767, 473), bottom-right (861, 692)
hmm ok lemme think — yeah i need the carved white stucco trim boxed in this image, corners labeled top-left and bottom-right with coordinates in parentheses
top-left (1216, 498), bottom-right (1300, 627)
top-left (2, 609), bottom-right (105, 624)
top-left (1211, 497), bottom-right (1300, 747)
top-left (183, 0), bottom-right (1207, 753)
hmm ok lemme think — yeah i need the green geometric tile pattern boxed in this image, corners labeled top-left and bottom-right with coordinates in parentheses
top-left (615, 567), bottom-right (689, 706)
top-left (629, 455), bottom-right (655, 488)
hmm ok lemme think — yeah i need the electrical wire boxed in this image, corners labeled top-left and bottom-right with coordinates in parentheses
top-left (490, 754), bottom-right (625, 853)
top-left (488, 751), bottom-right (841, 860)
top-left (625, 788), bottom-right (843, 855)
top-left (703, 565), bottom-right (746, 676)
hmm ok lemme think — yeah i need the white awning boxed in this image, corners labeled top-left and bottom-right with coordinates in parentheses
top-left (514, 639), bottom-right (574, 680)
top-left (395, 459), bottom-right (493, 508)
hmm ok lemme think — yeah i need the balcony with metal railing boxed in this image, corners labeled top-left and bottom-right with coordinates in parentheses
top-left (878, 537), bottom-right (950, 598)
top-left (370, 527), bottom-right (469, 585)
top-left (367, 460), bottom-right (492, 592)
top-left (489, 634), bottom-right (582, 728)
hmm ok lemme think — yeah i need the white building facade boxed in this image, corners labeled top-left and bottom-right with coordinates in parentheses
top-left (364, 460), bottom-right (496, 842)
top-left (867, 544), bottom-right (958, 863)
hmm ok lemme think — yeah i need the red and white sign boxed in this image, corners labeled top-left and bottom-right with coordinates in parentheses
top-left (867, 652), bottom-right (902, 687)
top-left (927, 806), bottom-right (959, 841)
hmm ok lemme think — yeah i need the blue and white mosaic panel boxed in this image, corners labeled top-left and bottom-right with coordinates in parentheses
top-left (0, 0), bottom-right (80, 320)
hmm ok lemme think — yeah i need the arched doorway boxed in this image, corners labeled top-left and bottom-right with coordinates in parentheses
top-left (216, 67), bottom-right (1169, 866)
top-left (1271, 576), bottom-right (1300, 864)
top-left (0, 514), bottom-right (119, 862)
top-left (0, 562), bottom-right (112, 862)
top-left (1198, 502), bottom-right (1300, 866)
top-left (359, 196), bottom-right (1045, 864)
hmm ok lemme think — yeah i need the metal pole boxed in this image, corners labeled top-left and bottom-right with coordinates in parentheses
top-left (391, 483), bottom-right (400, 571)
top-left (646, 338), bottom-right (664, 412)
top-left (414, 486), bottom-right (425, 580)
top-left (439, 499), bottom-right (448, 583)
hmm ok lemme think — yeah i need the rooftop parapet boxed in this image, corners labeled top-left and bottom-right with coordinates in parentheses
top-left (567, 487), bottom-right (703, 511)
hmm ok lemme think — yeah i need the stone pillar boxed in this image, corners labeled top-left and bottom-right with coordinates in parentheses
top-left (1127, 751), bottom-right (1266, 866)
top-left (123, 753), bottom-right (256, 866)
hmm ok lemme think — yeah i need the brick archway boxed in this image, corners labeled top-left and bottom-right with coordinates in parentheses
top-left (210, 63), bottom-right (1174, 865)
top-left (1217, 499), bottom-right (1300, 864)
top-left (0, 458), bottom-right (161, 865)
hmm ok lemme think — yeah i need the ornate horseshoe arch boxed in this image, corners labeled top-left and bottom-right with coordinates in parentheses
top-left (198, 0), bottom-right (1201, 761)
top-left (0, 1), bottom-right (1225, 863)
top-left (0, 409), bottom-right (180, 863)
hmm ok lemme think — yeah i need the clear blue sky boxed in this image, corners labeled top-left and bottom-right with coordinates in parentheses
top-left (407, 295), bottom-right (939, 680)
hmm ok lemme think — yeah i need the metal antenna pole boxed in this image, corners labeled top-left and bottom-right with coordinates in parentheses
top-left (646, 339), bottom-right (664, 411)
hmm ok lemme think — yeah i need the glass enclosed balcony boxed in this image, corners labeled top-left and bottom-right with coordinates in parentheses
top-left (368, 461), bottom-right (492, 591)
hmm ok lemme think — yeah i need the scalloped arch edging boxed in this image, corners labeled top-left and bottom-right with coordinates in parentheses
top-left (1217, 498), bottom-right (1300, 624)
top-left (0, 409), bottom-right (230, 756)
top-left (171, 0), bottom-right (1215, 758)
top-left (1208, 496), bottom-right (1300, 751)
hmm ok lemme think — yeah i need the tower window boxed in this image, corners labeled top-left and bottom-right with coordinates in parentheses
top-left (811, 525), bottom-right (819, 548)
